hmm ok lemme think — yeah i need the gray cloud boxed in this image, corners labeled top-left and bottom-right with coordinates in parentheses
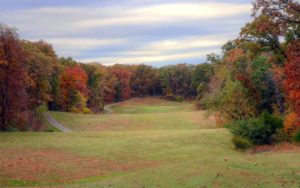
top-left (0, 0), bottom-right (252, 66)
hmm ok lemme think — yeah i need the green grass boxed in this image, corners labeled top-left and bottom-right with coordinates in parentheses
top-left (108, 97), bottom-right (194, 114)
top-left (49, 97), bottom-right (214, 131)
top-left (112, 105), bottom-right (192, 114)
top-left (110, 98), bottom-right (194, 114)
top-left (0, 97), bottom-right (299, 187)
top-left (49, 111), bottom-right (215, 131)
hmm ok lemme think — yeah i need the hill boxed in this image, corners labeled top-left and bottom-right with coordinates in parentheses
top-left (0, 97), bottom-right (299, 187)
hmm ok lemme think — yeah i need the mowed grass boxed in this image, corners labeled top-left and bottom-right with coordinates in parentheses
top-left (49, 111), bottom-right (215, 131)
top-left (49, 97), bottom-right (215, 131)
top-left (109, 97), bottom-right (194, 114)
top-left (0, 97), bottom-right (299, 187)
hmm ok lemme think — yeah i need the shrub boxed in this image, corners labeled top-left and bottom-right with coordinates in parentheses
top-left (5, 125), bottom-right (19, 132)
top-left (284, 112), bottom-right (299, 136)
top-left (293, 131), bottom-right (300, 143)
top-left (232, 136), bottom-right (253, 150)
top-left (164, 95), bottom-right (184, 102)
top-left (83, 107), bottom-right (92, 114)
top-left (271, 129), bottom-right (290, 144)
top-left (227, 112), bottom-right (283, 145)
top-left (174, 96), bottom-right (184, 102)
top-left (260, 111), bottom-right (283, 131)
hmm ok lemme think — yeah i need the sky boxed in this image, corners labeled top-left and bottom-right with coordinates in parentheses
top-left (0, 0), bottom-right (253, 66)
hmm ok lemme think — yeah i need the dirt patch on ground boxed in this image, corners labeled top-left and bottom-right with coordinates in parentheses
top-left (250, 143), bottom-right (300, 154)
top-left (0, 148), bottom-right (159, 183)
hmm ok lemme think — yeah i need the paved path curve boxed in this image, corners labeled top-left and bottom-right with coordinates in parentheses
top-left (103, 98), bottom-right (138, 114)
top-left (44, 98), bottom-right (139, 131)
top-left (103, 105), bottom-right (113, 114)
top-left (43, 112), bottom-right (71, 132)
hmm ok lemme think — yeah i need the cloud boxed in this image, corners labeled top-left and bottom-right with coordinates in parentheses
top-left (80, 35), bottom-right (228, 65)
top-left (27, 37), bottom-right (126, 57)
top-left (76, 3), bottom-right (251, 28)
top-left (3, 2), bottom-right (251, 33)
top-left (144, 35), bottom-right (230, 52)
top-left (0, 0), bottom-right (252, 66)
top-left (81, 50), bottom-right (214, 65)
top-left (43, 38), bottom-right (126, 50)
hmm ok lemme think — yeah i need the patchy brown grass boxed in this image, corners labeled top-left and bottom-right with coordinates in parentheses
top-left (0, 148), bottom-right (158, 183)
top-left (250, 143), bottom-right (300, 154)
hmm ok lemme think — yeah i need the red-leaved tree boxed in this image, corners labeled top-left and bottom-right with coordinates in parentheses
top-left (0, 25), bottom-right (28, 130)
top-left (284, 40), bottom-right (300, 133)
top-left (59, 66), bottom-right (88, 112)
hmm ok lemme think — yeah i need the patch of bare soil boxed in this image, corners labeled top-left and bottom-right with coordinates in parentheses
top-left (0, 148), bottom-right (158, 183)
top-left (250, 143), bottom-right (300, 154)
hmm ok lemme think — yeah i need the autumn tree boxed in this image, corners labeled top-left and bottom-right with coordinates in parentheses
top-left (160, 64), bottom-right (195, 98)
top-left (21, 40), bottom-right (58, 109)
top-left (82, 63), bottom-right (105, 112)
top-left (201, 60), bottom-right (257, 121)
top-left (284, 40), bottom-right (300, 133)
top-left (0, 25), bottom-right (28, 130)
top-left (59, 66), bottom-right (88, 112)
top-left (109, 64), bottom-right (132, 101)
top-left (130, 65), bottom-right (159, 97)
top-left (192, 63), bottom-right (214, 99)
top-left (253, 0), bottom-right (300, 42)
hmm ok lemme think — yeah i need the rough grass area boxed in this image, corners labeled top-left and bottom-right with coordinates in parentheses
top-left (0, 97), bottom-right (299, 187)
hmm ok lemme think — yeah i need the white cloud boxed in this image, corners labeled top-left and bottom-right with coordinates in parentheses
top-left (135, 3), bottom-right (251, 19)
top-left (145, 35), bottom-right (230, 51)
top-left (0, 1), bottom-right (251, 65)
top-left (3, 2), bottom-right (251, 32)
top-left (80, 35), bottom-right (228, 65)
top-left (76, 3), bottom-right (251, 28)
top-left (27, 37), bottom-right (126, 57)
top-left (81, 50), bottom-right (214, 65)
top-left (43, 38), bottom-right (126, 50)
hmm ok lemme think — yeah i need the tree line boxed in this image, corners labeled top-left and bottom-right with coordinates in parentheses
top-left (199, 0), bottom-right (300, 147)
top-left (0, 26), bottom-right (212, 130)
top-left (0, 0), bottom-right (299, 146)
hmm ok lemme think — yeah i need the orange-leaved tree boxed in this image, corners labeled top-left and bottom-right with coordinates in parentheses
top-left (59, 66), bottom-right (88, 112)
top-left (284, 41), bottom-right (300, 134)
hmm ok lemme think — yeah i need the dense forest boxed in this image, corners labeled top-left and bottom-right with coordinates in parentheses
top-left (0, 0), bottom-right (299, 147)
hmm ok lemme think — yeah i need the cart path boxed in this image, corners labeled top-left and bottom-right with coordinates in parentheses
top-left (43, 112), bottom-right (72, 132)
top-left (104, 98), bottom-right (138, 114)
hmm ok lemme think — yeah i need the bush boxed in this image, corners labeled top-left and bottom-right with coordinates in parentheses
top-left (227, 112), bottom-right (283, 145)
top-left (271, 129), bottom-right (290, 143)
top-left (5, 125), bottom-right (19, 132)
top-left (293, 131), bottom-right (300, 143)
top-left (83, 107), bottom-right (91, 114)
top-left (260, 111), bottom-right (283, 131)
top-left (174, 96), bottom-right (184, 102)
top-left (232, 136), bottom-right (253, 150)
top-left (164, 95), bottom-right (184, 102)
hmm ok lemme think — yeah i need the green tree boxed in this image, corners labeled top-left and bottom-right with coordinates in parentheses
top-left (192, 63), bottom-right (214, 99)
top-left (82, 63), bottom-right (105, 112)
top-left (21, 40), bottom-right (58, 109)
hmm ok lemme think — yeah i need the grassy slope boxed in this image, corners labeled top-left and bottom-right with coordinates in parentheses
top-left (0, 97), bottom-right (299, 187)
top-left (49, 97), bottom-right (215, 131)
